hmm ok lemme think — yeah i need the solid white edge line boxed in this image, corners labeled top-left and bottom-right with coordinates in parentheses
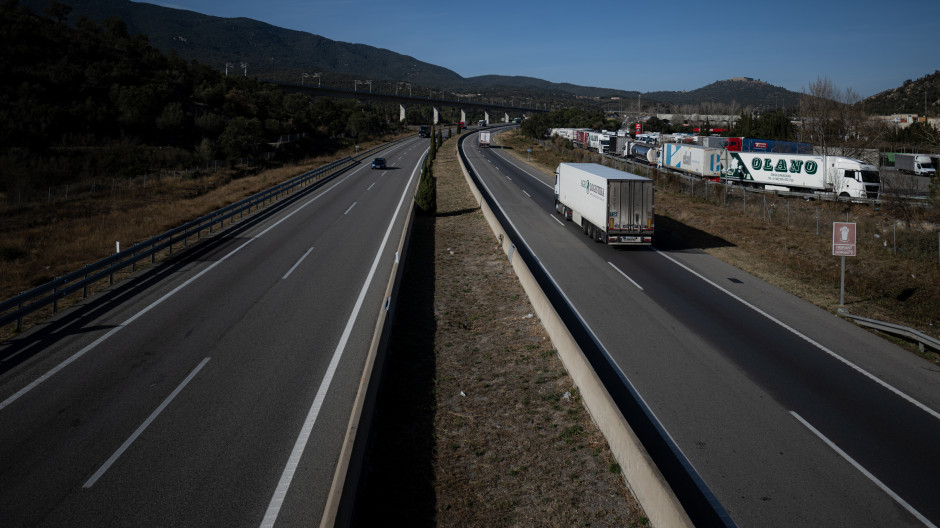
top-left (653, 248), bottom-right (940, 422)
top-left (259, 146), bottom-right (427, 528)
top-left (608, 261), bottom-right (644, 290)
top-left (467, 149), bottom-right (693, 475)
top-left (0, 140), bottom-right (413, 410)
top-left (790, 411), bottom-right (936, 528)
top-left (492, 150), bottom-right (554, 190)
top-left (83, 357), bottom-right (211, 488)
top-left (0, 166), bottom-right (358, 413)
top-left (282, 247), bottom-right (314, 280)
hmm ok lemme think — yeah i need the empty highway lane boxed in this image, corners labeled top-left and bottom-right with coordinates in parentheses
top-left (0, 137), bottom-right (427, 527)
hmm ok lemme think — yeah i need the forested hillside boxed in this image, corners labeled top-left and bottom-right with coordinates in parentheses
top-left (861, 71), bottom-right (940, 116)
top-left (0, 0), bottom-right (401, 197)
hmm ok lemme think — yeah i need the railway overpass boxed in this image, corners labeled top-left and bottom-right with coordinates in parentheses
top-left (274, 82), bottom-right (545, 125)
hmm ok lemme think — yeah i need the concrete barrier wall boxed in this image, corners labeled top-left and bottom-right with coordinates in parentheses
top-left (457, 142), bottom-right (694, 528)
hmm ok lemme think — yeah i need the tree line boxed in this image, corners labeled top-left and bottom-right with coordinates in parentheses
top-left (0, 0), bottom-right (404, 195)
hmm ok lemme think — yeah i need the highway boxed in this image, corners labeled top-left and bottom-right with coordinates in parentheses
top-left (461, 130), bottom-right (940, 527)
top-left (0, 137), bottom-right (427, 527)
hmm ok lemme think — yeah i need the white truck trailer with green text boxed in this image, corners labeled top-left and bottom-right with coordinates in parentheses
top-left (723, 152), bottom-right (880, 199)
top-left (554, 163), bottom-right (654, 246)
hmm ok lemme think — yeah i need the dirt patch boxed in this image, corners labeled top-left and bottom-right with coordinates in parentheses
top-left (355, 135), bottom-right (648, 527)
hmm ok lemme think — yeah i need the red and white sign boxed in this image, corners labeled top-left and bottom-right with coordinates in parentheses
top-left (832, 222), bottom-right (856, 256)
top-left (635, 123), bottom-right (641, 135)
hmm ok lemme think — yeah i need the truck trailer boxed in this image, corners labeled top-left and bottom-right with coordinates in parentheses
top-left (661, 143), bottom-right (725, 178)
top-left (894, 153), bottom-right (937, 176)
top-left (479, 131), bottom-right (492, 147)
top-left (554, 163), bottom-right (654, 246)
top-left (723, 152), bottom-right (880, 199)
top-left (723, 137), bottom-right (813, 154)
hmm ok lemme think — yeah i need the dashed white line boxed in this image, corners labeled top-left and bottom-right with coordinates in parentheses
top-left (283, 247), bottom-right (314, 279)
top-left (655, 248), bottom-right (940, 423)
top-left (344, 202), bottom-right (357, 215)
top-left (259, 146), bottom-right (427, 528)
top-left (608, 262), bottom-right (644, 290)
top-left (84, 357), bottom-right (211, 488)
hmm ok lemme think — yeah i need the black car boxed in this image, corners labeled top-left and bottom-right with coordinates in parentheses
top-left (371, 157), bottom-right (386, 169)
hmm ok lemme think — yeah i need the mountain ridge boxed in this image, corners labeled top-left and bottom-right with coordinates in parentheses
top-left (18, 0), bottom-right (919, 112)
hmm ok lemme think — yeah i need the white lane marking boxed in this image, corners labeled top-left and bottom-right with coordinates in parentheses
top-left (0, 159), bottom-right (369, 413)
top-left (84, 357), bottom-right (211, 488)
top-left (492, 151), bottom-right (554, 189)
top-left (259, 147), bottom-right (427, 528)
top-left (522, 189), bottom-right (531, 198)
top-left (282, 247), bottom-right (314, 280)
top-left (344, 202), bottom-right (357, 215)
top-left (791, 411), bottom-right (936, 527)
top-left (655, 249), bottom-right (940, 422)
top-left (549, 213), bottom-right (565, 226)
top-left (608, 262), bottom-right (644, 290)
top-left (366, 182), bottom-right (376, 191)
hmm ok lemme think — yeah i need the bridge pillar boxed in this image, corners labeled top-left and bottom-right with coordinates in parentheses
top-left (433, 106), bottom-right (440, 125)
top-left (504, 112), bottom-right (510, 123)
top-left (484, 111), bottom-right (490, 125)
top-left (460, 109), bottom-right (467, 125)
top-left (399, 103), bottom-right (407, 122)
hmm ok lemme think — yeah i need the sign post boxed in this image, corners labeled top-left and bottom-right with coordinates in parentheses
top-left (832, 222), bottom-right (856, 306)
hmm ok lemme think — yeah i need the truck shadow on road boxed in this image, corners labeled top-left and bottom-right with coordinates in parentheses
top-left (652, 215), bottom-right (736, 252)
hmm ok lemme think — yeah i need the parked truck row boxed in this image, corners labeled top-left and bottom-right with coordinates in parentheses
top-left (548, 128), bottom-right (885, 199)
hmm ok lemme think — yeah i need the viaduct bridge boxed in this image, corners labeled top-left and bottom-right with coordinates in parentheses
top-left (274, 82), bottom-right (545, 125)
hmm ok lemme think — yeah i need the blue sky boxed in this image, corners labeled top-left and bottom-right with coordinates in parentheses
top-left (140, 0), bottom-right (938, 99)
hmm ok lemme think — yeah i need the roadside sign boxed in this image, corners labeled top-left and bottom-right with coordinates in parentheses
top-left (833, 222), bottom-right (856, 257)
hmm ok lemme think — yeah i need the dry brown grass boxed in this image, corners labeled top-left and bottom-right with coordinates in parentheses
top-left (0, 139), bottom-right (400, 335)
top-left (356, 133), bottom-right (648, 526)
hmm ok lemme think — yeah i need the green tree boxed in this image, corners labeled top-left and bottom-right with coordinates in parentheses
top-left (218, 116), bottom-right (262, 158)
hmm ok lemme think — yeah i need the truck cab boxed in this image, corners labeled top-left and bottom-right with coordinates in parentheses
top-left (833, 159), bottom-right (881, 199)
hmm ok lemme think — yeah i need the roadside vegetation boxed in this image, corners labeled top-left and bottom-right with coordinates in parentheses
top-left (0, 0), bottom-right (417, 324)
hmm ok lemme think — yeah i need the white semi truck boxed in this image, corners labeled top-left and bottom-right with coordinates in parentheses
top-left (554, 163), bottom-right (654, 246)
top-left (723, 152), bottom-right (880, 199)
top-left (894, 153), bottom-right (936, 176)
top-left (479, 131), bottom-right (491, 147)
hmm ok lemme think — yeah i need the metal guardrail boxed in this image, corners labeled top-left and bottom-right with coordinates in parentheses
top-left (0, 138), bottom-right (408, 333)
top-left (838, 309), bottom-right (940, 353)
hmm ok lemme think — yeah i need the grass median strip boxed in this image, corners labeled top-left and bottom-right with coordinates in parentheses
top-left (356, 133), bottom-right (648, 527)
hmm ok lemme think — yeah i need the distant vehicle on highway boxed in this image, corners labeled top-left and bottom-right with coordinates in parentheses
top-left (371, 157), bottom-right (386, 170)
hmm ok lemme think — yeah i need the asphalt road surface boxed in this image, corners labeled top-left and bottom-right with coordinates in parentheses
top-left (0, 137), bottom-right (427, 527)
top-left (463, 131), bottom-right (940, 528)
